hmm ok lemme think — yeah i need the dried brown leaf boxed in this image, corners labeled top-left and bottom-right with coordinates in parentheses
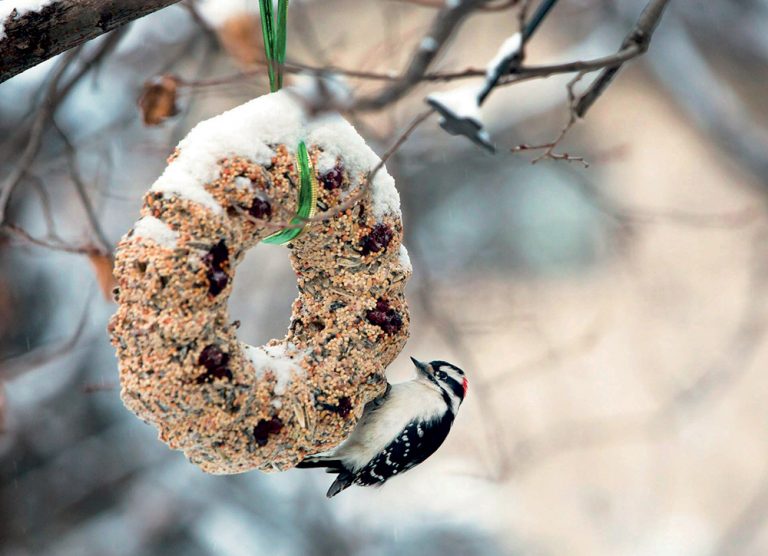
top-left (138, 74), bottom-right (179, 126)
top-left (216, 13), bottom-right (265, 67)
top-left (88, 252), bottom-right (117, 301)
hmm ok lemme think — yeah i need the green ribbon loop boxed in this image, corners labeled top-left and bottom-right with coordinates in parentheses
top-left (262, 140), bottom-right (318, 245)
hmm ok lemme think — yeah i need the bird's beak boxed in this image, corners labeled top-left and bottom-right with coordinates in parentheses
top-left (410, 357), bottom-right (431, 376)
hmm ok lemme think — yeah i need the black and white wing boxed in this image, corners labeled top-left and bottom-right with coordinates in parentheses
top-left (354, 412), bottom-right (454, 487)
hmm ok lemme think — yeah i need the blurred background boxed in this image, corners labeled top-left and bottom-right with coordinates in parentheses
top-left (2, 0), bottom-right (768, 554)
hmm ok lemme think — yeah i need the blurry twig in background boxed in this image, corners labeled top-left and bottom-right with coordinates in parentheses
top-left (0, 30), bottom-right (125, 227)
top-left (0, 224), bottom-right (102, 256)
top-left (571, 173), bottom-right (764, 230)
top-left (636, 13), bottom-right (768, 191)
top-left (0, 47), bottom-right (82, 224)
top-left (500, 226), bottom-right (768, 479)
top-left (27, 174), bottom-right (64, 243)
top-left (352, 0), bottom-right (494, 111)
top-left (179, 0), bottom-right (215, 36)
top-left (0, 288), bottom-right (94, 382)
top-left (714, 472), bottom-right (768, 556)
top-left (52, 121), bottom-right (112, 254)
top-left (485, 320), bottom-right (603, 388)
top-left (0, 382), bottom-right (5, 433)
top-left (504, 412), bottom-right (662, 478)
top-left (82, 381), bottom-right (117, 394)
top-left (391, 0), bottom-right (520, 11)
top-left (662, 228), bottom-right (768, 416)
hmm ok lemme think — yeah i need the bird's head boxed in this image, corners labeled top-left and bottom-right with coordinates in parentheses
top-left (410, 357), bottom-right (468, 406)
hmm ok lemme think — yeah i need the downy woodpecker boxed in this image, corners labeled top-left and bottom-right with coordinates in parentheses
top-left (298, 357), bottom-right (468, 498)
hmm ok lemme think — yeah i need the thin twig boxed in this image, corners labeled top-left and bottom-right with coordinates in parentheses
top-left (511, 0), bottom-right (671, 164)
top-left (0, 48), bottom-right (82, 223)
top-left (1, 288), bottom-right (95, 381)
top-left (0, 30), bottom-right (125, 224)
top-left (52, 120), bottom-right (112, 253)
top-left (178, 46), bottom-right (649, 90)
top-left (573, 0), bottom-right (672, 119)
top-left (512, 71), bottom-right (588, 164)
top-left (714, 472), bottom-right (768, 556)
top-left (390, 0), bottom-right (520, 11)
top-left (26, 174), bottom-right (63, 242)
top-left (352, 0), bottom-right (491, 111)
top-left (0, 224), bottom-right (103, 255)
top-left (639, 13), bottom-right (768, 192)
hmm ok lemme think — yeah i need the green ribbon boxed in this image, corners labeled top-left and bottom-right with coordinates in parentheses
top-left (258, 1), bottom-right (316, 245)
top-left (259, 0), bottom-right (289, 93)
top-left (262, 140), bottom-right (318, 245)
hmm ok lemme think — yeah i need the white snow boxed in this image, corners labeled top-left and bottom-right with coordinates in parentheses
top-left (316, 150), bottom-right (338, 174)
top-left (132, 215), bottom-right (179, 248)
top-left (420, 37), bottom-right (438, 52)
top-left (398, 245), bottom-right (412, 273)
top-left (0, 0), bottom-right (56, 40)
top-left (305, 107), bottom-right (400, 218)
top-left (152, 89), bottom-right (400, 219)
top-left (290, 72), bottom-right (353, 111)
top-left (195, 0), bottom-right (258, 28)
top-left (426, 85), bottom-right (482, 124)
top-left (245, 343), bottom-right (305, 395)
top-left (486, 32), bottom-right (522, 79)
top-left (234, 176), bottom-right (251, 189)
top-left (371, 172), bottom-right (400, 218)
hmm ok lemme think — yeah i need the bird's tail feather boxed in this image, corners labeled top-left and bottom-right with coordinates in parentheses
top-left (296, 456), bottom-right (343, 472)
top-left (326, 471), bottom-right (355, 498)
top-left (297, 455), bottom-right (354, 497)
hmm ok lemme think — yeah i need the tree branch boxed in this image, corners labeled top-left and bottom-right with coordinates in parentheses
top-left (0, 0), bottom-right (182, 84)
top-left (352, 0), bottom-right (491, 111)
top-left (512, 0), bottom-right (672, 164)
top-left (390, 0), bottom-right (519, 11)
top-left (573, 0), bottom-right (671, 119)
top-left (177, 47), bottom-right (653, 90)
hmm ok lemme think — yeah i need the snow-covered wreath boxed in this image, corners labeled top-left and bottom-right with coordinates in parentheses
top-left (109, 91), bottom-right (412, 473)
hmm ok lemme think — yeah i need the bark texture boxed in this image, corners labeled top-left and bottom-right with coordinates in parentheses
top-left (0, 0), bottom-right (182, 83)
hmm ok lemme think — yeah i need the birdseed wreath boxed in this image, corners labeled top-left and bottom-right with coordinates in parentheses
top-left (108, 91), bottom-right (412, 474)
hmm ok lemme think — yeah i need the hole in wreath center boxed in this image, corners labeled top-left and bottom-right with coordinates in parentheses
top-left (228, 243), bottom-right (296, 348)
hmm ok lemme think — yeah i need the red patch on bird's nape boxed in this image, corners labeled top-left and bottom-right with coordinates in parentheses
top-left (462, 377), bottom-right (469, 396)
